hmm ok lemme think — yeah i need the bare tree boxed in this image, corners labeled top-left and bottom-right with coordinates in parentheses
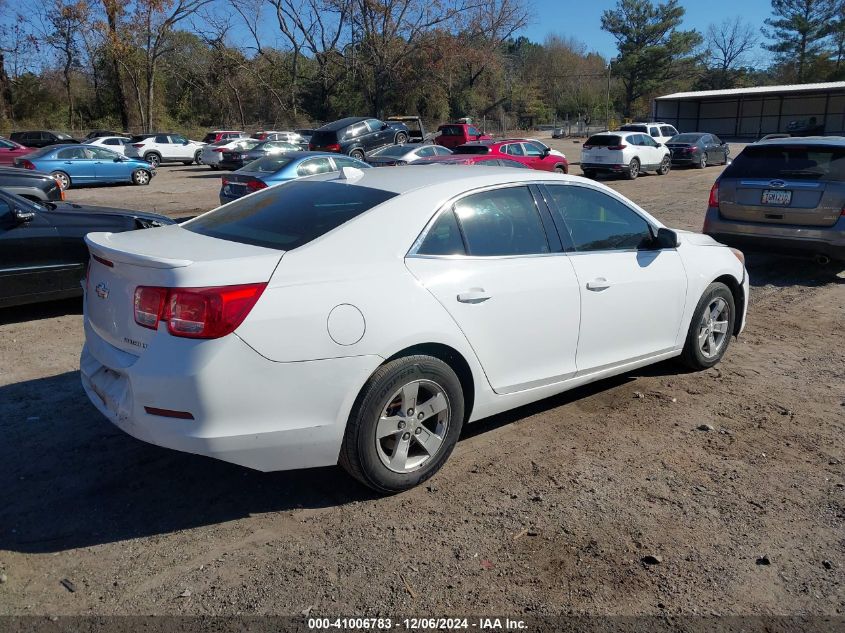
top-left (706, 16), bottom-right (757, 87)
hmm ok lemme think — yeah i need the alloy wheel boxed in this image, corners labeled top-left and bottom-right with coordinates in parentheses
top-left (375, 379), bottom-right (451, 474)
top-left (697, 297), bottom-right (729, 359)
top-left (52, 172), bottom-right (69, 190)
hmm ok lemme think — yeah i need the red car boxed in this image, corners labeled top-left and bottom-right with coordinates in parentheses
top-left (451, 139), bottom-right (569, 173)
top-left (411, 155), bottom-right (529, 168)
top-left (0, 137), bottom-right (33, 166)
top-left (436, 123), bottom-right (493, 149)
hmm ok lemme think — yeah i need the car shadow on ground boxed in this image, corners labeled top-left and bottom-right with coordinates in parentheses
top-left (0, 361), bottom-right (676, 554)
top-left (0, 298), bottom-right (82, 325)
top-left (745, 253), bottom-right (844, 288)
top-left (186, 172), bottom-right (226, 179)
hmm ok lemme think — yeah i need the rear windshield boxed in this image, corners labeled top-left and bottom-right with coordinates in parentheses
top-left (723, 144), bottom-right (845, 181)
top-left (185, 181), bottom-right (398, 250)
top-left (202, 133), bottom-right (217, 143)
top-left (453, 145), bottom-right (490, 155)
top-left (240, 156), bottom-right (294, 173)
top-left (310, 130), bottom-right (339, 145)
top-left (669, 134), bottom-right (702, 143)
top-left (619, 125), bottom-right (647, 133)
top-left (21, 147), bottom-right (53, 158)
top-left (585, 135), bottom-right (622, 147)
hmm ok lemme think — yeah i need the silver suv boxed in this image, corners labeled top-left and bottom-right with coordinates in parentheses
top-left (704, 137), bottom-right (845, 263)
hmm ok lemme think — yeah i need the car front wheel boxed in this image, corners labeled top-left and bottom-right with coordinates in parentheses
top-left (680, 282), bottom-right (736, 370)
top-left (131, 169), bottom-right (151, 185)
top-left (395, 132), bottom-right (408, 144)
top-left (194, 150), bottom-right (204, 165)
top-left (339, 355), bottom-right (465, 493)
top-left (657, 155), bottom-right (671, 175)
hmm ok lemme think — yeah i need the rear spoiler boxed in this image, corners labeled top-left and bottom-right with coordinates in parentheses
top-left (85, 232), bottom-right (193, 269)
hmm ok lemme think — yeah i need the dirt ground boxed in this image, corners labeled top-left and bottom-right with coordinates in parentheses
top-left (0, 145), bottom-right (843, 620)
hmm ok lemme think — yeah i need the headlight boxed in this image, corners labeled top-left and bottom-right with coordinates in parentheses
top-left (729, 247), bottom-right (745, 265)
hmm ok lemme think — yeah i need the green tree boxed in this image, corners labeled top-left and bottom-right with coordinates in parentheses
top-left (600, 0), bottom-right (701, 118)
top-left (764, 0), bottom-right (838, 82)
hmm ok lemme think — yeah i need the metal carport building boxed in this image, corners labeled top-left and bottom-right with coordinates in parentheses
top-left (653, 81), bottom-right (845, 140)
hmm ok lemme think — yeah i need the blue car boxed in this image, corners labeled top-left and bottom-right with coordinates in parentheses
top-left (14, 143), bottom-right (155, 191)
top-left (219, 151), bottom-right (370, 204)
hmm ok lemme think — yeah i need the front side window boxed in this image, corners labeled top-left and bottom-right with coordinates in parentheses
top-left (502, 143), bottom-right (523, 156)
top-left (416, 146), bottom-right (436, 157)
top-left (546, 185), bottom-right (653, 251)
top-left (297, 157), bottom-right (334, 176)
top-left (333, 156), bottom-right (369, 170)
top-left (170, 134), bottom-right (188, 144)
top-left (660, 126), bottom-right (676, 137)
top-left (87, 146), bottom-right (117, 159)
top-left (365, 119), bottom-right (383, 133)
top-left (416, 209), bottom-right (466, 256)
top-left (468, 126), bottom-right (481, 137)
top-left (649, 127), bottom-right (660, 137)
top-left (522, 142), bottom-right (543, 157)
top-left (453, 187), bottom-right (549, 256)
top-left (345, 123), bottom-right (367, 139)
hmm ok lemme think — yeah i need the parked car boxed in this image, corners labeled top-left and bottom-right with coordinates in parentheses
top-left (9, 130), bottom-right (79, 148)
top-left (436, 123), bottom-right (493, 149)
top-left (666, 133), bottom-right (730, 168)
top-left (218, 140), bottom-right (300, 171)
top-left (81, 167), bottom-right (748, 492)
top-left (124, 133), bottom-right (204, 167)
top-left (451, 139), bottom-right (569, 173)
top-left (309, 117), bottom-right (410, 160)
top-left (0, 189), bottom-right (173, 309)
top-left (786, 118), bottom-right (825, 137)
top-left (552, 127), bottom-right (565, 139)
top-left (412, 155), bottom-right (529, 168)
top-left (0, 166), bottom-right (64, 202)
top-left (580, 131), bottom-right (671, 180)
top-left (219, 152), bottom-right (370, 204)
top-left (366, 143), bottom-right (452, 166)
top-left (703, 137), bottom-right (845, 264)
top-left (201, 130), bottom-right (245, 144)
top-left (201, 138), bottom-right (261, 169)
top-left (295, 129), bottom-right (315, 147)
top-left (15, 144), bottom-right (156, 190)
top-left (84, 135), bottom-right (133, 156)
top-left (84, 130), bottom-right (122, 140)
top-left (0, 138), bottom-right (33, 166)
top-left (250, 130), bottom-right (304, 145)
top-left (618, 122), bottom-right (679, 145)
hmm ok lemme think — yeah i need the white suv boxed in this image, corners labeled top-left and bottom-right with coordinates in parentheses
top-left (618, 122), bottom-right (678, 145)
top-left (125, 133), bottom-right (204, 167)
top-left (580, 130), bottom-right (671, 180)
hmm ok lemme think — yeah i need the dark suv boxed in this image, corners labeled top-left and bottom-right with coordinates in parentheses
top-left (10, 131), bottom-right (79, 148)
top-left (309, 117), bottom-right (409, 160)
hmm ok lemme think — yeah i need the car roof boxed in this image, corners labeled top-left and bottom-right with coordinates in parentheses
top-left (754, 135), bottom-right (845, 146)
top-left (317, 117), bottom-right (369, 131)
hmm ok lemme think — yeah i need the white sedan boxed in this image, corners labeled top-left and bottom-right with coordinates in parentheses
top-left (201, 138), bottom-right (260, 168)
top-left (84, 136), bottom-right (132, 155)
top-left (81, 168), bottom-right (748, 492)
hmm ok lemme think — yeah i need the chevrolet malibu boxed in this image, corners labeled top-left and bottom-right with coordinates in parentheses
top-left (81, 168), bottom-right (749, 492)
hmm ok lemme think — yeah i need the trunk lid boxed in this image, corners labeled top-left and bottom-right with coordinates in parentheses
top-left (84, 225), bottom-right (283, 355)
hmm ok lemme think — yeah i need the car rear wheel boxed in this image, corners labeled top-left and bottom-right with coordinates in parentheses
top-left (680, 282), bottom-right (735, 370)
top-left (657, 156), bottom-right (671, 175)
top-left (144, 153), bottom-right (160, 168)
top-left (626, 158), bottom-right (640, 180)
top-left (350, 149), bottom-right (365, 161)
top-left (194, 150), bottom-right (203, 165)
top-left (395, 132), bottom-right (408, 144)
top-left (131, 169), bottom-right (151, 186)
top-left (51, 171), bottom-right (70, 191)
top-left (582, 169), bottom-right (596, 179)
top-left (339, 355), bottom-right (465, 493)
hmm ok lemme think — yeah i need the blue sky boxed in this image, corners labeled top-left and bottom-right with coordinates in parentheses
top-left (521, 0), bottom-right (775, 62)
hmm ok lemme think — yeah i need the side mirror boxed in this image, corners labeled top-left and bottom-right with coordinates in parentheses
top-left (14, 207), bottom-right (35, 223)
top-left (381, 123), bottom-right (389, 130)
top-left (655, 227), bottom-right (679, 249)
top-left (542, 147), bottom-right (551, 156)
top-left (113, 156), bottom-right (122, 162)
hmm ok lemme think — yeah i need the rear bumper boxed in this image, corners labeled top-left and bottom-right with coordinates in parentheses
top-left (580, 162), bottom-right (629, 174)
top-left (80, 318), bottom-right (383, 472)
top-left (670, 156), bottom-right (697, 165)
top-left (703, 207), bottom-right (845, 260)
top-left (217, 160), bottom-right (244, 171)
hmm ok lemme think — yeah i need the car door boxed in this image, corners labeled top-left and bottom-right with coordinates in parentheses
top-left (365, 119), bottom-right (389, 149)
top-left (404, 184), bottom-right (582, 394)
top-left (639, 134), bottom-right (663, 168)
top-left (521, 141), bottom-right (555, 170)
top-left (56, 146), bottom-right (96, 183)
top-left (499, 142), bottom-right (529, 167)
top-left (88, 146), bottom-right (127, 182)
top-left (169, 134), bottom-right (191, 159)
top-left (542, 183), bottom-right (687, 374)
top-left (0, 195), bottom-right (69, 304)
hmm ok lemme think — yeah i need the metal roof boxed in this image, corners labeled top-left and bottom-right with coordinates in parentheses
top-left (656, 81), bottom-right (845, 101)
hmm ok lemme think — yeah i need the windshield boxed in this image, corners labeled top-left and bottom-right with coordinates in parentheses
top-left (669, 134), bottom-right (702, 143)
top-left (185, 180), bottom-right (398, 251)
top-left (723, 144), bottom-right (845, 181)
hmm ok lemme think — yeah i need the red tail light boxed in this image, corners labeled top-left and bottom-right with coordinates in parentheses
top-left (20, 159), bottom-right (35, 169)
top-left (132, 143), bottom-right (145, 148)
top-left (221, 176), bottom-right (230, 186)
top-left (708, 181), bottom-right (720, 207)
top-left (133, 283), bottom-right (266, 339)
top-left (314, 143), bottom-right (341, 152)
top-left (213, 147), bottom-right (226, 152)
top-left (246, 178), bottom-right (267, 192)
top-left (607, 144), bottom-right (627, 150)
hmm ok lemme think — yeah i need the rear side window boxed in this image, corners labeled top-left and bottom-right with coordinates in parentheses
top-left (724, 145), bottom-right (845, 181)
top-left (585, 135), bottom-right (622, 147)
top-left (417, 209), bottom-right (466, 256)
top-left (649, 127), bottom-right (659, 137)
top-left (186, 181), bottom-right (398, 250)
top-left (546, 185), bottom-right (652, 251)
top-left (453, 187), bottom-right (549, 256)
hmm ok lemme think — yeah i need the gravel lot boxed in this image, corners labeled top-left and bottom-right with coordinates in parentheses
top-left (0, 143), bottom-right (843, 618)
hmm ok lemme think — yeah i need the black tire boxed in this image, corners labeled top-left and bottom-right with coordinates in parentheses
top-left (680, 282), bottom-right (736, 370)
top-left (208, 164), bottom-right (218, 170)
top-left (339, 355), bottom-right (465, 493)
top-left (144, 152), bottom-right (161, 168)
top-left (182, 160), bottom-right (193, 166)
top-left (582, 169), bottom-right (596, 179)
top-left (349, 149), bottom-right (365, 161)
top-left (554, 164), bottom-right (567, 174)
top-left (696, 153), bottom-right (707, 169)
top-left (51, 171), bottom-right (70, 191)
top-left (657, 155), bottom-right (671, 175)
top-left (131, 169), bottom-right (151, 186)
top-left (194, 150), bottom-right (204, 165)
top-left (626, 158), bottom-right (640, 180)
top-left (395, 132), bottom-right (408, 144)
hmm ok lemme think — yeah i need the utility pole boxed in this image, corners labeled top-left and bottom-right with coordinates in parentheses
top-left (605, 58), bottom-right (615, 132)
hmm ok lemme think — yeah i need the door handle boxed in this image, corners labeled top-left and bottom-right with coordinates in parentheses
top-left (586, 277), bottom-right (611, 291)
top-left (457, 288), bottom-right (491, 304)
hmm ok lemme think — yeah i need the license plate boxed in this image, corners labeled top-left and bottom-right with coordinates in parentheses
top-left (761, 189), bottom-right (792, 205)
top-left (591, 156), bottom-right (606, 163)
